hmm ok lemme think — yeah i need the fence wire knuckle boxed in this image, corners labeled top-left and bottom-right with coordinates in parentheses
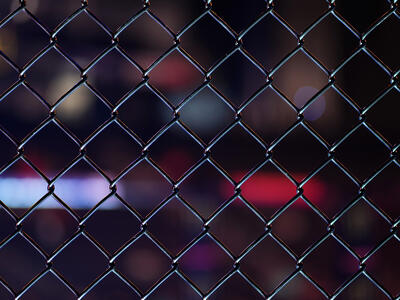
top-left (0, 0), bottom-right (399, 299)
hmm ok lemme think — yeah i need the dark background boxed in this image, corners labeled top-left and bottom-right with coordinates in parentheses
top-left (0, 0), bottom-right (399, 299)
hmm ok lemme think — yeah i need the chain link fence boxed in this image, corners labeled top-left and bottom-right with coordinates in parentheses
top-left (0, 0), bottom-right (399, 299)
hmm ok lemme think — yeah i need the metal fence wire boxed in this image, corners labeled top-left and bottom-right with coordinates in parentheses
top-left (0, 0), bottom-right (399, 299)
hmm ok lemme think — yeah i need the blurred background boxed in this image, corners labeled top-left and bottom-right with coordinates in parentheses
top-left (0, 0), bottom-right (399, 299)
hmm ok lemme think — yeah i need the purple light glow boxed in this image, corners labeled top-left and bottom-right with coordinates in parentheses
top-left (293, 86), bottom-right (326, 121)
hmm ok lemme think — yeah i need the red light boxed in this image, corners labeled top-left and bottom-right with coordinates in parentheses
top-left (220, 172), bottom-right (326, 207)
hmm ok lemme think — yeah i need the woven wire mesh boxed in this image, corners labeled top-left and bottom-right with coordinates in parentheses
top-left (0, 0), bottom-right (399, 299)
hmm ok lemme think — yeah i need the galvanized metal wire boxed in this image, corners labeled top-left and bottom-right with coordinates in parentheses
top-left (0, 0), bottom-right (399, 299)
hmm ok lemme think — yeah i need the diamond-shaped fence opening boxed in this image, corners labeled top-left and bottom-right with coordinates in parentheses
top-left (0, 0), bottom-right (399, 299)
